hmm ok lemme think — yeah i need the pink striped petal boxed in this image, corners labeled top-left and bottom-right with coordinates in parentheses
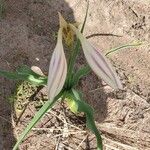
top-left (70, 24), bottom-right (123, 89)
top-left (47, 28), bottom-right (67, 100)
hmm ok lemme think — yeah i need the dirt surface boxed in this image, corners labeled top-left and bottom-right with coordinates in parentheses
top-left (0, 0), bottom-right (150, 150)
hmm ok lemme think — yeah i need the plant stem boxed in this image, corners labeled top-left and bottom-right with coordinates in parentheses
top-left (66, 1), bottom-right (89, 88)
top-left (66, 40), bottom-right (81, 88)
top-left (72, 65), bottom-right (91, 86)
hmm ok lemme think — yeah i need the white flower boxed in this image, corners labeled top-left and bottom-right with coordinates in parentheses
top-left (69, 24), bottom-right (123, 89)
top-left (47, 14), bottom-right (122, 101)
top-left (47, 28), bottom-right (67, 100)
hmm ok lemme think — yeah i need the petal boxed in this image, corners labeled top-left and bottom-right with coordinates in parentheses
top-left (47, 28), bottom-right (67, 100)
top-left (31, 66), bottom-right (44, 76)
top-left (69, 24), bottom-right (122, 89)
top-left (58, 12), bottom-right (68, 29)
top-left (58, 12), bottom-right (74, 47)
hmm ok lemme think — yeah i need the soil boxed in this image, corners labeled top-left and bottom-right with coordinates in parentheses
top-left (0, 0), bottom-right (150, 150)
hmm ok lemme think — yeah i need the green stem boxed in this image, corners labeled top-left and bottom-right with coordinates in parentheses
top-left (80, 0), bottom-right (89, 33)
top-left (67, 40), bottom-right (81, 88)
top-left (66, 1), bottom-right (89, 88)
top-left (71, 89), bottom-right (103, 150)
top-left (72, 65), bottom-right (91, 86)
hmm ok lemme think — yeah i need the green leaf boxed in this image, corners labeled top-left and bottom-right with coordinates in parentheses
top-left (65, 0), bottom-right (89, 89)
top-left (80, 0), bottom-right (89, 33)
top-left (105, 41), bottom-right (142, 56)
top-left (68, 89), bottom-right (103, 150)
top-left (13, 91), bottom-right (63, 150)
top-left (72, 65), bottom-right (91, 86)
top-left (0, 65), bottom-right (47, 85)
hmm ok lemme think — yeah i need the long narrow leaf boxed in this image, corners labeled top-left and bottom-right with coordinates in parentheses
top-left (13, 92), bottom-right (63, 150)
top-left (67, 89), bottom-right (103, 150)
top-left (72, 65), bottom-right (91, 86)
top-left (105, 42), bottom-right (142, 56)
top-left (16, 65), bottom-right (43, 78)
top-left (66, 0), bottom-right (89, 88)
top-left (80, 0), bottom-right (89, 33)
top-left (0, 70), bottom-right (27, 80)
top-left (0, 65), bottom-right (47, 85)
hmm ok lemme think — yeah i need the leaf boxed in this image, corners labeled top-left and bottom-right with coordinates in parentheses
top-left (65, 0), bottom-right (89, 88)
top-left (0, 65), bottom-right (47, 85)
top-left (16, 65), bottom-right (41, 77)
top-left (72, 65), bottom-right (91, 86)
top-left (0, 0), bottom-right (5, 19)
top-left (13, 91), bottom-right (63, 150)
top-left (80, 0), bottom-right (89, 33)
top-left (67, 89), bottom-right (103, 150)
top-left (105, 41), bottom-right (142, 56)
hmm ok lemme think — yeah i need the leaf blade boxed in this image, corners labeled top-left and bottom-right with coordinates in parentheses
top-left (67, 89), bottom-right (103, 150)
top-left (0, 65), bottom-right (47, 85)
top-left (13, 92), bottom-right (63, 150)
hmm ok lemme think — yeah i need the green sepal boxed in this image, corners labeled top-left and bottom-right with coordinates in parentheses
top-left (65, 0), bottom-right (89, 89)
top-left (105, 41), bottom-right (142, 56)
top-left (65, 97), bottom-right (78, 113)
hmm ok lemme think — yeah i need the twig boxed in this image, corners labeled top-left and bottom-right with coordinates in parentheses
top-left (54, 131), bottom-right (86, 138)
top-left (86, 33), bottom-right (122, 39)
top-left (55, 136), bottom-right (61, 150)
top-left (76, 134), bottom-right (88, 149)
top-left (47, 109), bottom-right (83, 131)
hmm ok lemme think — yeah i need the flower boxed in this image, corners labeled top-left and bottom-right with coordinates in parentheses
top-left (47, 14), bottom-right (122, 100)
top-left (47, 28), bottom-right (67, 100)
top-left (69, 24), bottom-right (123, 90)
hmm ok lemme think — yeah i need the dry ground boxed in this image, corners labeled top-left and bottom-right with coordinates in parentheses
top-left (0, 0), bottom-right (150, 150)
